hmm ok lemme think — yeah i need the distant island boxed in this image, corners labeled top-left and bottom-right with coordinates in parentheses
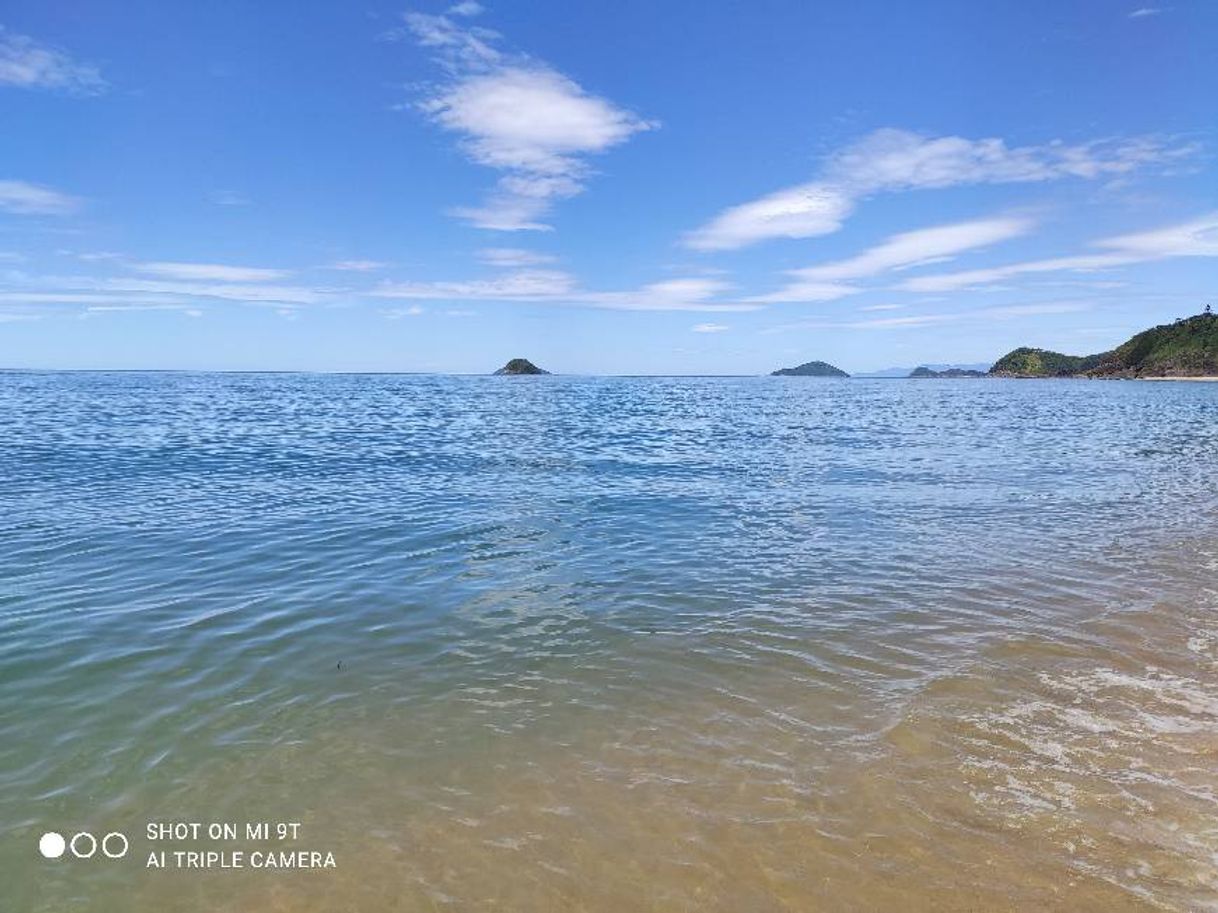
top-left (771, 360), bottom-right (849, 377)
top-left (858, 363), bottom-right (990, 378)
top-left (494, 358), bottom-right (550, 375)
top-left (991, 308), bottom-right (1217, 378)
top-left (482, 311), bottom-right (1216, 380)
top-left (910, 366), bottom-right (987, 378)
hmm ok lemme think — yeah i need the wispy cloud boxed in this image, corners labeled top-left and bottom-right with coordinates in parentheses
top-left (792, 216), bottom-right (1032, 281)
top-left (401, 8), bottom-right (656, 230)
top-left (598, 278), bottom-right (746, 312)
top-left (132, 261), bottom-right (290, 282)
top-left (899, 212), bottom-right (1218, 292)
top-left (3, 259), bottom-right (332, 316)
top-left (375, 268), bottom-right (576, 299)
top-left (1128, 8), bottom-right (1162, 18)
top-left (0, 179), bottom-right (81, 215)
top-left (842, 314), bottom-right (953, 330)
top-left (0, 26), bottom-right (107, 94)
top-left (750, 215), bottom-right (1033, 302)
top-left (477, 247), bottom-right (556, 267)
top-left (82, 303), bottom-right (205, 317)
top-left (209, 190), bottom-right (250, 206)
top-left (685, 129), bottom-right (1195, 250)
top-left (773, 300), bottom-right (1094, 334)
top-left (692, 322), bottom-right (728, 333)
top-left (0, 291), bottom-right (187, 305)
top-left (100, 278), bottom-right (321, 305)
top-left (328, 259), bottom-right (387, 272)
top-left (373, 270), bottom-right (754, 312)
top-left (383, 305), bottom-right (426, 318)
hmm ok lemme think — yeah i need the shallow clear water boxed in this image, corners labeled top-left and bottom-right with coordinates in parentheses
top-left (2, 372), bottom-right (1216, 911)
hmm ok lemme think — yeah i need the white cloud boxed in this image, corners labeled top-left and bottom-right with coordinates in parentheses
top-left (0, 179), bottom-right (81, 215)
top-left (383, 305), bottom-right (426, 318)
top-left (1129, 8), bottom-right (1161, 18)
top-left (750, 215), bottom-right (1032, 303)
top-left (404, 12), bottom-right (656, 230)
top-left (133, 261), bottom-right (290, 282)
top-left (477, 247), bottom-right (556, 267)
top-left (775, 300), bottom-right (1093, 334)
top-left (747, 280), bottom-right (858, 304)
top-left (0, 291), bottom-right (181, 305)
top-left (592, 278), bottom-right (741, 312)
top-left (685, 183), bottom-right (854, 253)
top-left (100, 278), bottom-right (319, 304)
top-left (899, 212), bottom-right (1218, 292)
top-left (896, 254), bottom-right (1123, 292)
top-left (82, 303), bottom-right (204, 316)
top-left (692, 322), bottom-right (728, 333)
top-left (0, 27), bottom-right (106, 94)
top-left (329, 259), bottom-right (387, 272)
top-left (852, 314), bottom-right (953, 329)
top-left (373, 270), bottom-right (755, 312)
top-left (375, 268), bottom-right (576, 299)
top-left (209, 190), bottom-right (250, 206)
top-left (3, 265), bottom-right (329, 314)
top-left (685, 129), bottom-right (1194, 250)
top-left (1097, 213), bottom-right (1218, 258)
top-left (800, 216), bottom-right (1032, 281)
top-left (983, 301), bottom-right (1093, 318)
top-left (447, 1), bottom-right (484, 17)
top-left (401, 11), bottom-right (501, 69)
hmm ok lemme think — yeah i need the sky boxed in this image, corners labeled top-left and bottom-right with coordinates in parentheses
top-left (1, 0), bottom-right (1215, 374)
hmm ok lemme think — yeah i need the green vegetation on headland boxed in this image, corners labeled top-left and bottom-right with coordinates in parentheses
top-left (909, 366), bottom-right (987, 378)
top-left (990, 308), bottom-right (1218, 378)
top-left (494, 358), bottom-right (549, 375)
top-left (771, 360), bottom-right (850, 377)
top-left (988, 348), bottom-right (1107, 377)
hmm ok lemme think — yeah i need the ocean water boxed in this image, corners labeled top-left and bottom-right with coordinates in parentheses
top-left (2, 371), bottom-right (1216, 912)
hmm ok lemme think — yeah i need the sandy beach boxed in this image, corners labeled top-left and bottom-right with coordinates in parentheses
top-left (1141, 376), bottom-right (1218, 382)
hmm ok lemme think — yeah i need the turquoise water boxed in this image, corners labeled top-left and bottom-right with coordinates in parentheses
top-left (3, 372), bottom-right (1217, 911)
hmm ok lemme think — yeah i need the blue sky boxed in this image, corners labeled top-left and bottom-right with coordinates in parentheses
top-left (1, 1), bottom-right (1215, 373)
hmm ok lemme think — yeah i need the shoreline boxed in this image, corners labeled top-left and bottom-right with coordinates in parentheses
top-left (1139, 375), bottom-right (1218, 382)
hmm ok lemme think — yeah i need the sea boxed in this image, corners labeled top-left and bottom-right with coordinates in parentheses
top-left (2, 371), bottom-right (1216, 912)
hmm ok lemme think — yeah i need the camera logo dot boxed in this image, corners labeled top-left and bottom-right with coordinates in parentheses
top-left (39, 832), bottom-right (66, 859)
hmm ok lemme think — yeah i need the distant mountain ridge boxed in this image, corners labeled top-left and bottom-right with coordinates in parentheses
top-left (909, 366), bottom-right (987, 378)
top-left (991, 309), bottom-right (1218, 378)
top-left (771, 360), bottom-right (850, 377)
top-left (859, 363), bottom-right (991, 377)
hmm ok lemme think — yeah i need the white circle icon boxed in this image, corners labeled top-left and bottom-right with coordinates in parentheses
top-left (70, 832), bottom-right (97, 859)
top-left (102, 832), bottom-right (129, 859)
top-left (39, 832), bottom-right (66, 859)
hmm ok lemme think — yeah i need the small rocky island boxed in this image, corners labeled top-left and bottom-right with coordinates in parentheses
top-left (909, 366), bottom-right (987, 378)
top-left (990, 308), bottom-right (1218, 378)
top-left (771, 360), bottom-right (849, 377)
top-left (493, 357), bottom-right (550, 375)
